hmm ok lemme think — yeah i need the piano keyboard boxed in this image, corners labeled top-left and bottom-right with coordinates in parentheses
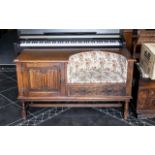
top-left (20, 39), bottom-right (122, 48)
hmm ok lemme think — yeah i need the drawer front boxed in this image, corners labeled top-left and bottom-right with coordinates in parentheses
top-left (67, 84), bottom-right (126, 97)
top-left (137, 89), bottom-right (155, 110)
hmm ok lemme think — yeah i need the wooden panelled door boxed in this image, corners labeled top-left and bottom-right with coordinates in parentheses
top-left (21, 62), bottom-right (65, 97)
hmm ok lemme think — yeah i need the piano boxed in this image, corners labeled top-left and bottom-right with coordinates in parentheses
top-left (14, 29), bottom-right (125, 54)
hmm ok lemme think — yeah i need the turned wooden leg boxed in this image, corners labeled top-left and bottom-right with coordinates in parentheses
top-left (21, 101), bottom-right (27, 120)
top-left (124, 100), bottom-right (129, 120)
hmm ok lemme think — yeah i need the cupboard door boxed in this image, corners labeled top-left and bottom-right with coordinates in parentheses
top-left (22, 62), bottom-right (65, 97)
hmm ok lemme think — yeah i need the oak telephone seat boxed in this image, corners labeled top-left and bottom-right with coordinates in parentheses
top-left (15, 49), bottom-right (135, 120)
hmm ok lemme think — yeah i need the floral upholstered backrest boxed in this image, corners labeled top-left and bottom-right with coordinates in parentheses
top-left (67, 51), bottom-right (128, 83)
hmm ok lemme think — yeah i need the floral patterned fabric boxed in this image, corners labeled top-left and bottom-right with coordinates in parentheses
top-left (67, 51), bottom-right (128, 83)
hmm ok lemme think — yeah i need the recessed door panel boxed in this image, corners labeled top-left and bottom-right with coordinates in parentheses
top-left (29, 68), bottom-right (60, 91)
top-left (22, 63), bottom-right (65, 97)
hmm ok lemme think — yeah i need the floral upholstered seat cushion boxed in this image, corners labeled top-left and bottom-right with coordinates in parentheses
top-left (67, 51), bottom-right (128, 83)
